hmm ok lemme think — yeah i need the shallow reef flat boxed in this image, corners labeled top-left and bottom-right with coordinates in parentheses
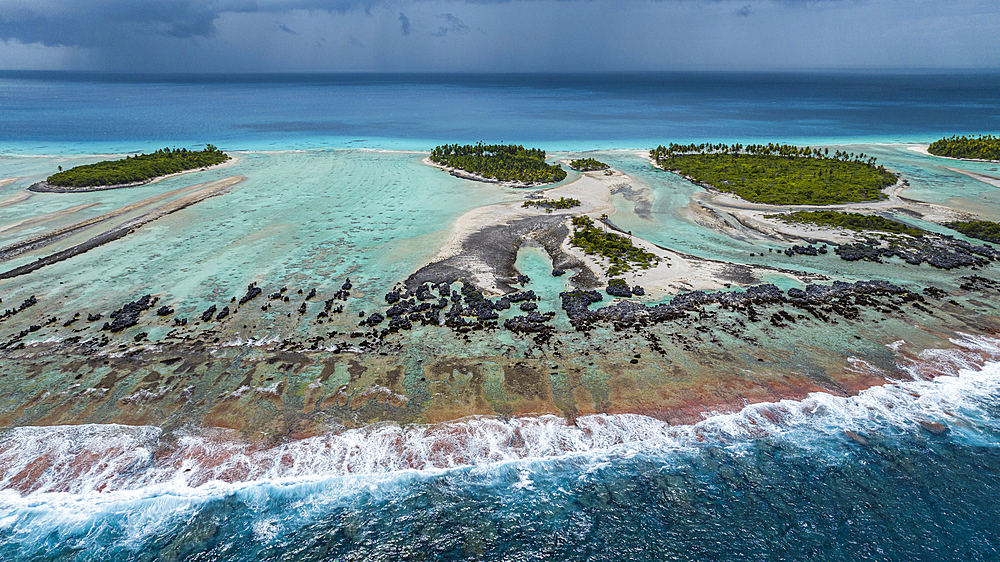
top-left (0, 145), bottom-right (999, 441)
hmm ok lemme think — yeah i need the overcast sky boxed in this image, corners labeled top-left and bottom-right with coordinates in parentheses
top-left (1, 0), bottom-right (998, 72)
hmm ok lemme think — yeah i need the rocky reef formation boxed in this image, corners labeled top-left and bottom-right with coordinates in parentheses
top-left (561, 280), bottom-right (917, 332)
top-left (832, 235), bottom-right (1000, 269)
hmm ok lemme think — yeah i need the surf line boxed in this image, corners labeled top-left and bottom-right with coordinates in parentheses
top-left (0, 176), bottom-right (244, 280)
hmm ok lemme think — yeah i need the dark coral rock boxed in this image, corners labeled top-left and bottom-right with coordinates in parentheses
top-left (103, 295), bottom-right (154, 332)
top-left (508, 291), bottom-right (538, 303)
top-left (240, 283), bottom-right (263, 305)
top-left (201, 305), bottom-right (217, 322)
top-left (362, 312), bottom-right (385, 326)
top-left (156, 306), bottom-right (174, 317)
top-left (606, 279), bottom-right (632, 298)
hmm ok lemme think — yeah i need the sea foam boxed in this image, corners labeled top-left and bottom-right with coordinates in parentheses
top-left (1, 334), bottom-right (998, 504)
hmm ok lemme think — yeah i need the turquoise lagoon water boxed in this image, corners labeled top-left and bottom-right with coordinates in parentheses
top-left (2, 72), bottom-right (1000, 560)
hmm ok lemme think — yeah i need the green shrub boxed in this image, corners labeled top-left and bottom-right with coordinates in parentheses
top-left (522, 197), bottom-right (581, 210)
top-left (570, 215), bottom-right (659, 276)
top-left (569, 158), bottom-right (609, 172)
top-left (945, 220), bottom-right (1000, 244)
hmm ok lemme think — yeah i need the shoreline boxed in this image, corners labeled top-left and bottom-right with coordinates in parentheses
top-left (423, 157), bottom-right (562, 189)
top-left (908, 145), bottom-right (1000, 164)
top-left (0, 326), bottom-right (995, 449)
top-left (26, 154), bottom-right (240, 193)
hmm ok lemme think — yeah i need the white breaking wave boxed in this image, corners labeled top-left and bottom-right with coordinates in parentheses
top-left (1, 334), bottom-right (999, 507)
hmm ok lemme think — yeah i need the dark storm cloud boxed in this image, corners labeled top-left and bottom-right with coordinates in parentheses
top-left (431, 13), bottom-right (468, 36)
top-left (0, 0), bottom-right (383, 47)
top-left (1, 0), bottom-right (996, 72)
top-left (0, 0), bottom-right (853, 48)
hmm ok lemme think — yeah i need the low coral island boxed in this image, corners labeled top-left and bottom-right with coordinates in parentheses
top-left (430, 143), bottom-right (566, 185)
top-left (45, 145), bottom-right (230, 188)
top-left (522, 197), bottom-right (581, 211)
top-left (650, 142), bottom-right (898, 205)
top-left (568, 158), bottom-right (609, 171)
top-left (928, 135), bottom-right (1000, 161)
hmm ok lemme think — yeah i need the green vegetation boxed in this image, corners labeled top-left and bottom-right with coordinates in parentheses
top-left (570, 215), bottom-right (659, 276)
top-left (522, 197), bottom-right (581, 212)
top-left (47, 145), bottom-right (230, 188)
top-left (945, 220), bottom-right (1000, 244)
top-left (608, 278), bottom-right (629, 290)
top-left (569, 158), bottom-right (609, 172)
top-left (769, 210), bottom-right (926, 237)
top-left (927, 135), bottom-right (1000, 161)
top-left (650, 143), bottom-right (897, 205)
top-left (430, 143), bottom-right (566, 184)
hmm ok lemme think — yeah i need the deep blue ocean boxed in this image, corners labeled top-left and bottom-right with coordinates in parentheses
top-left (2, 71), bottom-right (1000, 153)
top-left (3, 72), bottom-right (1000, 561)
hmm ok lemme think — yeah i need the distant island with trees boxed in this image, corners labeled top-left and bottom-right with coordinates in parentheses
top-left (429, 143), bottom-right (566, 186)
top-left (650, 143), bottom-right (898, 205)
top-left (927, 135), bottom-right (1000, 161)
top-left (568, 158), bottom-right (609, 172)
top-left (522, 197), bottom-right (581, 211)
top-left (31, 145), bottom-right (231, 193)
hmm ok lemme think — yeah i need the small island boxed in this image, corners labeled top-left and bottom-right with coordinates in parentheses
top-left (769, 210), bottom-right (925, 237)
top-left (568, 158), bottom-right (609, 172)
top-left (650, 143), bottom-right (898, 205)
top-left (570, 215), bottom-right (659, 276)
top-left (927, 135), bottom-right (1000, 161)
top-left (945, 220), bottom-right (1000, 244)
top-left (30, 145), bottom-right (231, 192)
top-left (522, 197), bottom-right (581, 211)
top-left (429, 143), bottom-right (566, 186)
